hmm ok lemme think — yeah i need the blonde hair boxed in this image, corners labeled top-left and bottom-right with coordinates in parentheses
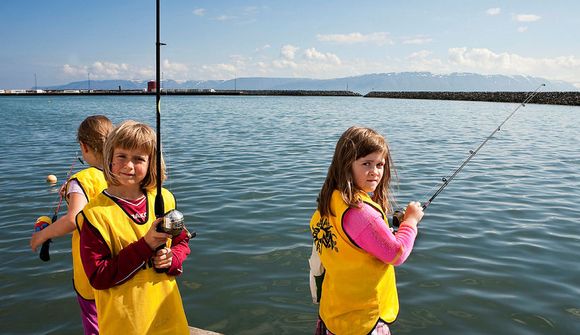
top-left (77, 115), bottom-right (113, 163)
top-left (103, 120), bottom-right (165, 190)
top-left (317, 126), bottom-right (395, 217)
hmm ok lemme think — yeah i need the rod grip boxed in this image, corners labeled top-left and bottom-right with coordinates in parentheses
top-left (39, 239), bottom-right (51, 261)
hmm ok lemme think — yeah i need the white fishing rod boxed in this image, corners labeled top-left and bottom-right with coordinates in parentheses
top-left (391, 83), bottom-right (546, 226)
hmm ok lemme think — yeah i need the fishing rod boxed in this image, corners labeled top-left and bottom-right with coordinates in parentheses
top-left (153, 1), bottom-right (193, 269)
top-left (154, 0), bottom-right (165, 220)
top-left (391, 83), bottom-right (546, 227)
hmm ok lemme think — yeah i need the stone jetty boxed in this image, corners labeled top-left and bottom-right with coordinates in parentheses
top-left (364, 91), bottom-right (580, 106)
top-left (1, 89), bottom-right (361, 97)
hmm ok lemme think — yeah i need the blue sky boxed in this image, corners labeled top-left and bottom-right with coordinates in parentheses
top-left (1, 0), bottom-right (579, 89)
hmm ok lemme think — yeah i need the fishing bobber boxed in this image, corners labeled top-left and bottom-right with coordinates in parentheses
top-left (46, 174), bottom-right (57, 183)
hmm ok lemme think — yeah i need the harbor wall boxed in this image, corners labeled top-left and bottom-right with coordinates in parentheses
top-left (364, 91), bottom-right (580, 106)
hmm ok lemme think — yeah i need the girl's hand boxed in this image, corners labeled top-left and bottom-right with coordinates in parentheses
top-left (402, 201), bottom-right (424, 229)
top-left (144, 218), bottom-right (171, 251)
top-left (59, 183), bottom-right (67, 198)
top-left (152, 247), bottom-right (173, 269)
top-left (30, 230), bottom-right (47, 252)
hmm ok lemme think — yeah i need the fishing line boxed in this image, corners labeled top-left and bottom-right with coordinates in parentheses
top-left (391, 83), bottom-right (546, 226)
top-left (38, 152), bottom-right (82, 261)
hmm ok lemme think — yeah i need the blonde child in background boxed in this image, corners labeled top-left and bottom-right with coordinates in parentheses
top-left (79, 120), bottom-right (190, 335)
top-left (309, 126), bottom-right (424, 335)
top-left (30, 115), bottom-right (113, 335)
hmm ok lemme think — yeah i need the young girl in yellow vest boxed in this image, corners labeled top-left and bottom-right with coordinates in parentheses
top-left (78, 120), bottom-right (190, 335)
top-left (30, 115), bottom-right (113, 335)
top-left (309, 126), bottom-right (424, 335)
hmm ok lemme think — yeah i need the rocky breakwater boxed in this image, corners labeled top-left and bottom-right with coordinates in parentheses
top-left (364, 91), bottom-right (580, 106)
top-left (172, 89), bottom-right (362, 96)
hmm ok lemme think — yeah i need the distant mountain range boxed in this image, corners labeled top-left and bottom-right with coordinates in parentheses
top-left (41, 72), bottom-right (578, 93)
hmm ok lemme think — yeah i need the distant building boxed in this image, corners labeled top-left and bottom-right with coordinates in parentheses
top-left (147, 81), bottom-right (157, 92)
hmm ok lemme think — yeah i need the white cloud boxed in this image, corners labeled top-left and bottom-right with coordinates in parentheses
top-left (214, 6), bottom-right (264, 24)
top-left (162, 59), bottom-right (189, 73)
top-left (215, 15), bottom-right (235, 21)
top-left (408, 50), bottom-right (432, 59)
top-left (60, 46), bottom-right (580, 89)
top-left (304, 48), bottom-right (341, 65)
top-left (402, 36), bottom-right (433, 45)
top-left (62, 60), bottom-right (190, 81)
top-left (255, 44), bottom-right (271, 52)
top-left (517, 26), bottom-right (529, 33)
top-left (406, 50), bottom-right (444, 72)
top-left (198, 63), bottom-right (237, 79)
top-left (446, 47), bottom-right (580, 85)
top-left (281, 45), bottom-right (299, 60)
top-left (195, 51), bottom-right (364, 80)
top-left (317, 32), bottom-right (393, 46)
top-left (515, 14), bottom-right (541, 22)
top-left (272, 59), bottom-right (298, 69)
top-left (63, 62), bottom-right (134, 79)
top-left (91, 61), bottom-right (129, 76)
top-left (193, 8), bottom-right (206, 16)
top-left (486, 8), bottom-right (501, 16)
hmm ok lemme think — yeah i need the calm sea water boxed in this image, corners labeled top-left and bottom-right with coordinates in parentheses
top-left (0, 95), bottom-right (579, 335)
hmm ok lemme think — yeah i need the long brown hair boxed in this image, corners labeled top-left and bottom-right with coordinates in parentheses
top-left (317, 126), bottom-right (396, 216)
top-left (77, 115), bottom-right (113, 163)
top-left (103, 120), bottom-right (166, 190)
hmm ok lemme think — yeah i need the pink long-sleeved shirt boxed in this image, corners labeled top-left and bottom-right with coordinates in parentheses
top-left (343, 203), bottom-right (417, 266)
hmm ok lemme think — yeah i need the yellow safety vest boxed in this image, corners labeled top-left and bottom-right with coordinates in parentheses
top-left (68, 167), bottom-right (107, 300)
top-left (79, 188), bottom-right (189, 335)
top-left (310, 190), bottom-right (399, 335)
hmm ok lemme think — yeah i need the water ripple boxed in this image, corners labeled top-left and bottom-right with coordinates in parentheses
top-left (1, 96), bottom-right (579, 334)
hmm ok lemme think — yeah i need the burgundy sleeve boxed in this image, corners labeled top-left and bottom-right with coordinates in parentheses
top-left (80, 217), bottom-right (155, 290)
top-left (167, 230), bottom-right (191, 276)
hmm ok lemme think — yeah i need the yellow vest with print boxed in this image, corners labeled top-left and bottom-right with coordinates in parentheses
top-left (79, 188), bottom-right (189, 335)
top-left (68, 166), bottom-right (107, 300)
top-left (309, 190), bottom-right (399, 335)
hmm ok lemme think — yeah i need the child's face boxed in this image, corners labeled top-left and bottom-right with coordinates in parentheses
top-left (351, 151), bottom-right (385, 193)
top-left (111, 147), bottom-right (149, 188)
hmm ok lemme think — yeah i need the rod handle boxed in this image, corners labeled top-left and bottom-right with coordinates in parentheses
top-left (39, 239), bottom-right (51, 261)
top-left (153, 242), bottom-right (168, 273)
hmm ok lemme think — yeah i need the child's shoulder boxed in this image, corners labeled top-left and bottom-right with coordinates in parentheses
top-left (84, 191), bottom-right (111, 209)
top-left (71, 166), bottom-right (104, 179)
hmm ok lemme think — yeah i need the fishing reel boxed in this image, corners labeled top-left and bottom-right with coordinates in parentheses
top-left (156, 209), bottom-right (196, 239)
top-left (153, 209), bottom-right (195, 273)
top-left (388, 209), bottom-right (405, 228)
top-left (156, 209), bottom-right (197, 238)
top-left (156, 209), bottom-right (186, 237)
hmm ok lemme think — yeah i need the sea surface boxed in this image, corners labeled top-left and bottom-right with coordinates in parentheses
top-left (0, 95), bottom-right (579, 335)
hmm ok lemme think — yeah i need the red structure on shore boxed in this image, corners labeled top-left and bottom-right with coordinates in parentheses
top-left (147, 80), bottom-right (157, 92)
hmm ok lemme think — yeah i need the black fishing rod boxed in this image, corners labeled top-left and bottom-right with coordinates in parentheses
top-left (392, 83), bottom-right (546, 226)
top-left (153, 1), bottom-right (193, 272)
top-left (154, 0), bottom-right (165, 219)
